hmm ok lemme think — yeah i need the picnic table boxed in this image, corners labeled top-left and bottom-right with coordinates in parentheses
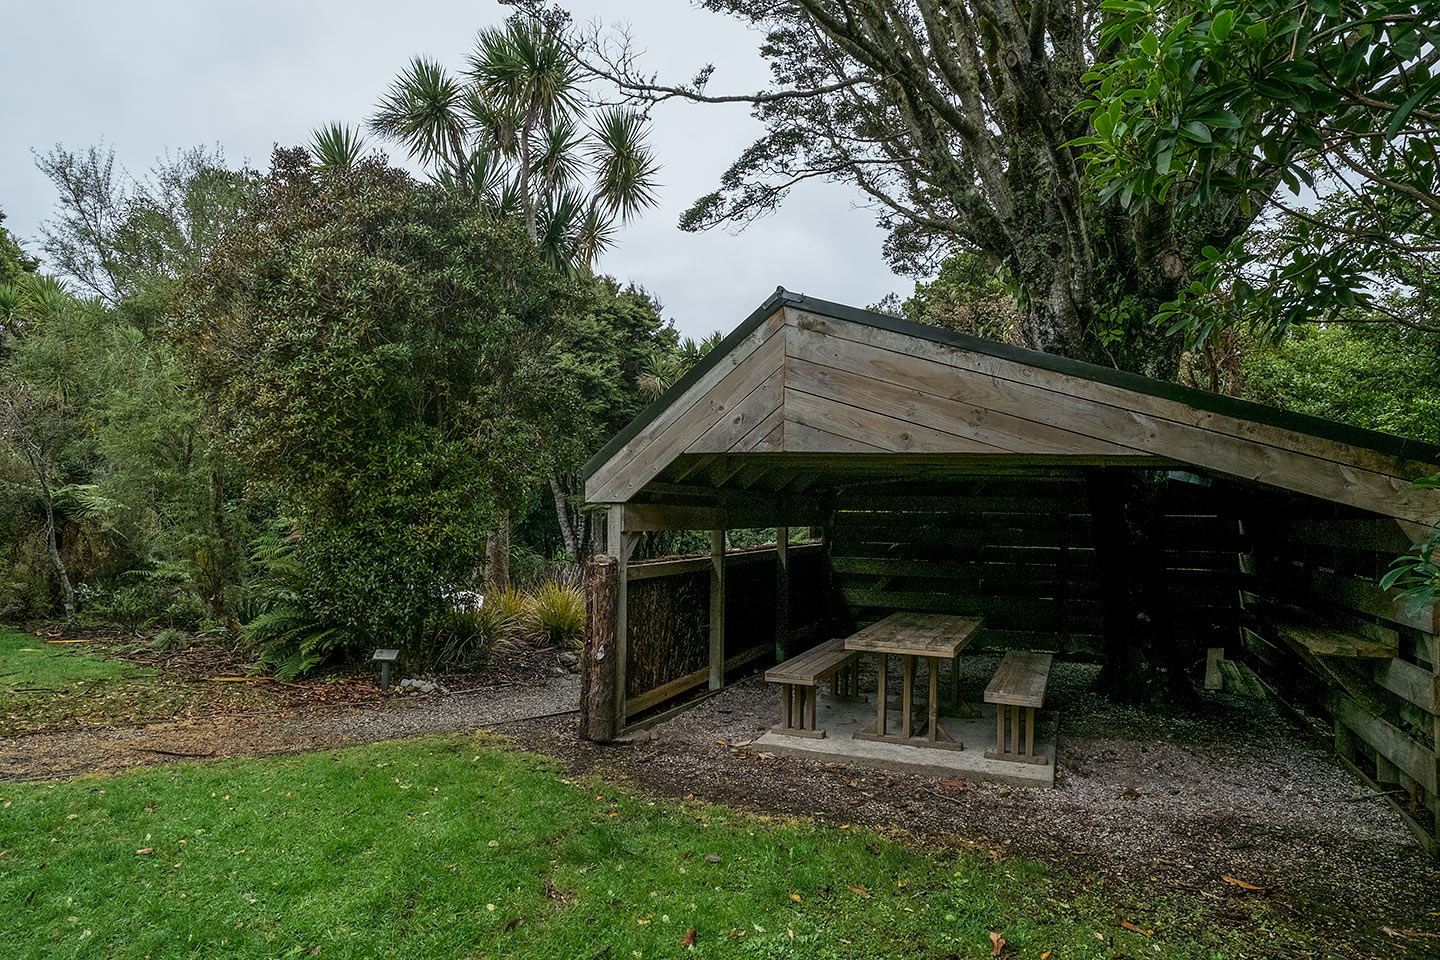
top-left (844, 612), bottom-right (982, 750)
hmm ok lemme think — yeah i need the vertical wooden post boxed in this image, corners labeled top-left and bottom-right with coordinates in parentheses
top-left (709, 529), bottom-right (726, 690)
top-left (607, 507), bottom-right (632, 732)
top-left (775, 527), bottom-right (790, 663)
top-left (580, 554), bottom-right (619, 742)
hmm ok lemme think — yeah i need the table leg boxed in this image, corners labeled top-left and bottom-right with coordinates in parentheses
top-left (901, 655), bottom-right (914, 739)
top-left (927, 656), bottom-right (939, 741)
top-left (875, 653), bottom-right (887, 737)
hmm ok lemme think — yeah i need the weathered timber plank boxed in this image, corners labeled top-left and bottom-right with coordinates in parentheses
top-left (788, 311), bottom-right (1440, 525)
top-left (791, 308), bottom-right (1440, 483)
top-left (625, 666), bottom-right (709, 716)
top-left (734, 406), bottom-right (785, 453)
top-left (785, 388), bottom-right (1012, 455)
top-left (783, 418), bottom-right (890, 453)
top-left (687, 365), bottom-right (784, 454)
top-left (840, 588), bottom-right (981, 614)
top-left (1370, 657), bottom-right (1439, 714)
top-left (984, 651), bottom-right (1053, 707)
top-left (844, 611), bottom-right (983, 657)
top-left (785, 351), bottom-right (1142, 457)
top-left (588, 311), bottom-right (785, 502)
top-left (1274, 618), bottom-right (1399, 658)
top-left (1333, 693), bottom-right (1438, 792)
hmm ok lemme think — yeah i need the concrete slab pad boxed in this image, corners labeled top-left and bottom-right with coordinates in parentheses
top-left (753, 699), bottom-right (1055, 788)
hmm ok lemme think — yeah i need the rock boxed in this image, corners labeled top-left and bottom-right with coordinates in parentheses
top-left (648, 728), bottom-right (660, 742)
top-left (550, 666), bottom-right (567, 677)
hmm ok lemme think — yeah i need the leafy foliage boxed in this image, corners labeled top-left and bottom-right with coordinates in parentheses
top-left (370, 10), bottom-right (658, 274)
top-left (1078, 0), bottom-right (1440, 343)
top-left (1382, 474), bottom-right (1440, 614)
top-left (176, 148), bottom-right (591, 649)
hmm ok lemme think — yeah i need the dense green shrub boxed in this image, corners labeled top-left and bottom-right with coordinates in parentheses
top-left (176, 149), bottom-right (592, 651)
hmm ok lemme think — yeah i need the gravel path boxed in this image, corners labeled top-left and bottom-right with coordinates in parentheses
top-left (510, 656), bottom-right (1440, 960)
top-left (0, 669), bottom-right (579, 782)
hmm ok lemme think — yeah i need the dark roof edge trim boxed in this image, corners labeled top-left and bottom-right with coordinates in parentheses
top-left (582, 286), bottom-right (801, 480)
top-left (583, 288), bottom-right (1440, 482)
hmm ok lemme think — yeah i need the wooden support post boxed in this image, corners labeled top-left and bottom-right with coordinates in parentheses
top-left (775, 527), bottom-right (790, 663)
top-left (606, 507), bottom-right (636, 731)
top-left (902, 655), bottom-right (915, 738)
top-left (1025, 706), bottom-right (1035, 758)
top-left (709, 529), bottom-right (726, 690)
top-left (580, 555), bottom-right (619, 742)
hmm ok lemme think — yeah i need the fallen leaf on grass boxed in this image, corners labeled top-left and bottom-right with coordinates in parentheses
top-left (705, 854), bottom-right (721, 863)
top-left (135, 848), bottom-right (154, 855)
top-left (681, 927), bottom-right (696, 948)
top-left (1040, 953), bottom-right (1050, 959)
top-left (789, 893), bottom-right (802, 902)
top-left (990, 930), bottom-right (1005, 956)
top-left (505, 918), bottom-right (524, 932)
top-left (1221, 875), bottom-right (1265, 891)
top-left (1120, 921), bottom-right (1153, 936)
top-left (846, 885), bottom-right (870, 898)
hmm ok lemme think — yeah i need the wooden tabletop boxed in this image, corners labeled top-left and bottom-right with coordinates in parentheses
top-left (843, 612), bottom-right (982, 658)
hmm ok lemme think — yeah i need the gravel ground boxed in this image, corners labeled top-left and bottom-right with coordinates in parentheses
top-left (509, 655), bottom-right (1440, 960)
top-left (0, 656), bottom-right (580, 781)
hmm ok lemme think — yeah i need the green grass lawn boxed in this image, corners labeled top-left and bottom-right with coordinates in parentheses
top-left (0, 627), bottom-right (266, 735)
top-left (0, 734), bottom-right (1312, 960)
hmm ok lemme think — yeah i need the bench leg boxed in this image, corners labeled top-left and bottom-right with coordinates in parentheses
top-left (1008, 705), bottom-right (1019, 756)
top-left (1024, 706), bottom-right (1034, 759)
top-left (995, 705), bottom-right (1005, 756)
top-left (780, 683), bottom-right (793, 730)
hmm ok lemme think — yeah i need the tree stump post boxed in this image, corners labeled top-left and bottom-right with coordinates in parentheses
top-left (581, 555), bottom-right (620, 741)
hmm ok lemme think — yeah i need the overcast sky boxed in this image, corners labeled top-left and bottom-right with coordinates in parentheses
top-left (3, 1), bottom-right (910, 338)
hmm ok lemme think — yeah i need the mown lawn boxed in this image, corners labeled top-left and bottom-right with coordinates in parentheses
top-left (0, 734), bottom-right (1316, 960)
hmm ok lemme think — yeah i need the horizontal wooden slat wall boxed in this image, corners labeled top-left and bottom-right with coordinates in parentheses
top-left (827, 474), bottom-right (1245, 657)
top-left (1235, 484), bottom-right (1439, 854)
top-left (622, 543), bottom-right (826, 719)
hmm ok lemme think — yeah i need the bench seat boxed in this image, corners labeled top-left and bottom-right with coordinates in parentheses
top-left (983, 651), bottom-right (1052, 764)
top-left (764, 638), bottom-right (863, 738)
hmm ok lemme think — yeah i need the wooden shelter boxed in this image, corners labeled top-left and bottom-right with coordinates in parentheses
top-left (579, 288), bottom-right (1440, 851)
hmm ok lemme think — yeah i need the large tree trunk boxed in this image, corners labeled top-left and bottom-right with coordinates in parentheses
top-left (550, 474), bottom-right (580, 562)
top-left (208, 467), bottom-right (242, 637)
top-left (485, 509), bottom-right (511, 590)
top-left (32, 453), bottom-right (75, 628)
top-left (1084, 468), bottom-right (1195, 706)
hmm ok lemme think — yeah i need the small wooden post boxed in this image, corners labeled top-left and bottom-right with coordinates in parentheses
top-left (709, 529), bottom-right (726, 690)
top-left (1205, 647), bottom-right (1225, 690)
top-left (775, 527), bottom-right (790, 663)
top-left (580, 555), bottom-right (619, 742)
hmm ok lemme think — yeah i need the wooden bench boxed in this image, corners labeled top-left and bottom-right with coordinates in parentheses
top-left (983, 651), bottom-right (1052, 764)
top-left (764, 638), bottom-right (862, 738)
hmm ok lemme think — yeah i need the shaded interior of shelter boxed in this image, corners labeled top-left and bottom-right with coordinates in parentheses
top-left (613, 460), bottom-right (1438, 852)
